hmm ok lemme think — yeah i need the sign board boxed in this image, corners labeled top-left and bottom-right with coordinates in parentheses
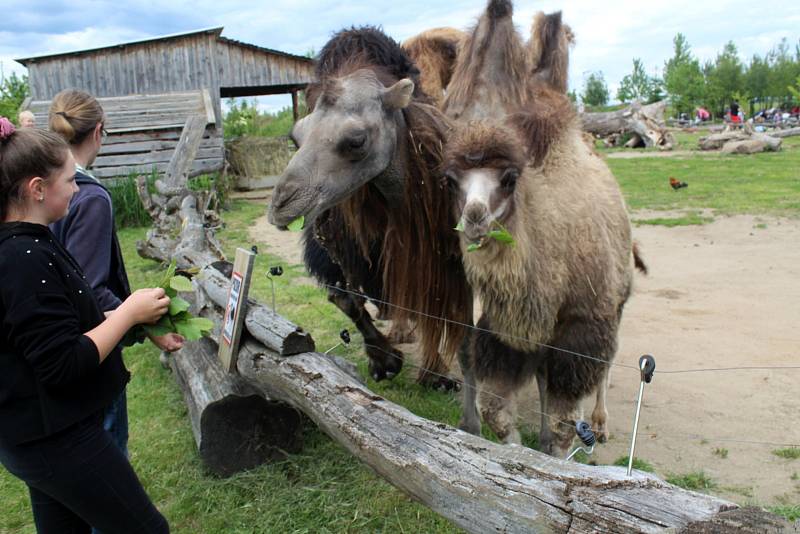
top-left (218, 248), bottom-right (255, 372)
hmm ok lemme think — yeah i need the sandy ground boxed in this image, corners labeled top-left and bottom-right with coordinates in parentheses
top-left (249, 200), bottom-right (800, 506)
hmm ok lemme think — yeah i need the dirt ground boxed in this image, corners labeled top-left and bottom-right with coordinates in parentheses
top-left (249, 201), bottom-right (800, 506)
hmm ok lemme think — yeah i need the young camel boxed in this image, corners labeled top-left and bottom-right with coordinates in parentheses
top-left (401, 27), bottom-right (466, 107)
top-left (442, 0), bottom-right (641, 455)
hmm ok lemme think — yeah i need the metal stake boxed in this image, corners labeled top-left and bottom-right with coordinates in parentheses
top-left (627, 354), bottom-right (656, 476)
top-left (266, 266), bottom-right (283, 314)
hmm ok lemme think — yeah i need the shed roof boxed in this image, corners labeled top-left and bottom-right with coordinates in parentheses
top-left (15, 26), bottom-right (312, 65)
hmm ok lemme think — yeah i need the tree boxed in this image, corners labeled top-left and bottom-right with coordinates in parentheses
top-left (745, 54), bottom-right (771, 112)
top-left (663, 33), bottom-right (705, 116)
top-left (581, 71), bottom-right (609, 108)
top-left (617, 58), bottom-right (665, 104)
top-left (706, 41), bottom-right (744, 113)
top-left (767, 38), bottom-right (800, 105)
top-left (0, 72), bottom-right (30, 123)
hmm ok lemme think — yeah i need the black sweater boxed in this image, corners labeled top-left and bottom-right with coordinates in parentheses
top-left (0, 222), bottom-right (129, 445)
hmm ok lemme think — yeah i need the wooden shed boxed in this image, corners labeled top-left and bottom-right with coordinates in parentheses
top-left (16, 27), bottom-right (314, 180)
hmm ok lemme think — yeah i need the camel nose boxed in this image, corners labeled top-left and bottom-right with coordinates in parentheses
top-left (463, 202), bottom-right (490, 241)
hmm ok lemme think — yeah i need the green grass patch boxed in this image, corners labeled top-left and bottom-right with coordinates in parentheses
top-left (609, 147), bottom-right (800, 218)
top-left (666, 471), bottom-right (717, 492)
top-left (769, 505), bottom-right (800, 522)
top-left (773, 447), bottom-right (800, 460)
top-left (633, 211), bottom-right (714, 227)
top-left (612, 456), bottom-right (655, 473)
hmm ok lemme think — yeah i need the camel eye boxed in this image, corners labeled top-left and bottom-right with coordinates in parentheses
top-left (501, 168), bottom-right (519, 189)
top-left (337, 130), bottom-right (369, 160)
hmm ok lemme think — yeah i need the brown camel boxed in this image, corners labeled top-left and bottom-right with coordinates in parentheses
top-left (441, 0), bottom-right (642, 456)
top-left (402, 27), bottom-right (466, 107)
top-left (269, 27), bottom-right (472, 388)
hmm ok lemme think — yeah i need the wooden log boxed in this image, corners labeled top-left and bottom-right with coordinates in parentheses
top-left (234, 342), bottom-right (750, 533)
top-left (170, 334), bottom-right (304, 477)
top-left (581, 101), bottom-right (674, 149)
top-left (768, 126), bottom-right (800, 138)
top-left (196, 265), bottom-right (315, 355)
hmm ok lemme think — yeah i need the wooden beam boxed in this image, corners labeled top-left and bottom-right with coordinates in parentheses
top-left (164, 114), bottom-right (208, 189)
top-left (291, 89), bottom-right (299, 122)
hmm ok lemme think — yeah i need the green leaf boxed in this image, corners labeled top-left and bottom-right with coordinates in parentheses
top-left (173, 316), bottom-right (214, 341)
top-left (487, 229), bottom-right (516, 246)
top-left (454, 220), bottom-right (464, 232)
top-left (169, 275), bottom-right (194, 292)
top-left (287, 216), bottom-right (305, 232)
top-left (143, 315), bottom-right (174, 338)
top-left (168, 296), bottom-right (191, 316)
top-left (466, 243), bottom-right (482, 252)
top-left (158, 260), bottom-right (177, 290)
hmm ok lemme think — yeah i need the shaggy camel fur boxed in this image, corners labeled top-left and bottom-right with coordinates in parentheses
top-left (441, 0), bottom-right (641, 456)
top-left (402, 27), bottom-right (466, 107)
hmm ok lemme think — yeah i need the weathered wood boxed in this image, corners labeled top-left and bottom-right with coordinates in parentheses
top-left (678, 507), bottom-right (798, 533)
top-left (581, 101), bottom-right (675, 149)
top-left (699, 132), bottom-right (782, 152)
top-left (164, 114), bottom-right (209, 188)
top-left (767, 126), bottom-right (800, 138)
top-left (170, 336), bottom-right (303, 477)
top-left (196, 265), bottom-right (315, 356)
top-left (235, 342), bottom-right (740, 533)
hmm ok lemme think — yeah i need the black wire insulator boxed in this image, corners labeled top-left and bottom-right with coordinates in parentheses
top-left (340, 329), bottom-right (351, 344)
top-left (251, 245), bottom-right (258, 254)
top-left (269, 266), bottom-right (284, 276)
top-left (639, 354), bottom-right (656, 383)
top-left (575, 421), bottom-right (596, 447)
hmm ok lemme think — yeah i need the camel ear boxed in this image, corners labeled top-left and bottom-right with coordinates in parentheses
top-left (382, 79), bottom-right (414, 110)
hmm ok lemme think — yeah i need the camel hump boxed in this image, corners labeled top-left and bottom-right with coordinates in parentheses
top-left (487, 0), bottom-right (513, 19)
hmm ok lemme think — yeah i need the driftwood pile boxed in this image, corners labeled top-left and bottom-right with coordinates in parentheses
top-left (581, 100), bottom-right (675, 149)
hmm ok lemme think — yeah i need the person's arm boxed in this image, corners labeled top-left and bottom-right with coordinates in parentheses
top-left (61, 192), bottom-right (122, 311)
top-left (2, 250), bottom-right (169, 388)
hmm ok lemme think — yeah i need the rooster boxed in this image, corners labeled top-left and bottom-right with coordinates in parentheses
top-left (669, 177), bottom-right (688, 190)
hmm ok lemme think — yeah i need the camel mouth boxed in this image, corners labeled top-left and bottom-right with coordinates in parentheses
top-left (268, 194), bottom-right (315, 228)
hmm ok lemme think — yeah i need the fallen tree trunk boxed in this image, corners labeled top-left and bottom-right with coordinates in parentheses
top-left (699, 132), bottom-right (782, 152)
top-left (235, 341), bottom-right (747, 533)
top-left (769, 126), bottom-right (800, 138)
top-left (170, 336), bottom-right (304, 477)
top-left (581, 100), bottom-right (675, 149)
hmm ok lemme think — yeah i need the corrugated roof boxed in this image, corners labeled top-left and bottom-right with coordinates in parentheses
top-left (15, 27), bottom-right (311, 65)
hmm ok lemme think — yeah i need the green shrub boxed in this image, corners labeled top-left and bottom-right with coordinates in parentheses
top-left (666, 471), bottom-right (717, 491)
top-left (613, 456), bottom-right (655, 472)
top-left (107, 170), bottom-right (157, 228)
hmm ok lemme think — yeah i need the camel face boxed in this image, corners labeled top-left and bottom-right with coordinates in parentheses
top-left (447, 166), bottom-right (519, 243)
top-left (268, 71), bottom-right (414, 227)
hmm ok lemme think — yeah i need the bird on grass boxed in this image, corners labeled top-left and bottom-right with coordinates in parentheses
top-left (669, 177), bottom-right (688, 190)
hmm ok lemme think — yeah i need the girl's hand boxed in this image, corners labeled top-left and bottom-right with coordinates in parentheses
top-left (149, 332), bottom-right (185, 352)
top-left (120, 288), bottom-right (170, 325)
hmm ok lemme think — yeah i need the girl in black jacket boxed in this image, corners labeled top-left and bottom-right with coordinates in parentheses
top-left (0, 118), bottom-right (171, 533)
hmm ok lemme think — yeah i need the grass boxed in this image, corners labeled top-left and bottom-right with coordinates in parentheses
top-left (773, 447), bottom-right (800, 460)
top-left (769, 505), bottom-right (800, 522)
top-left (666, 471), bottom-right (718, 492)
top-left (612, 456), bottom-right (655, 473)
top-left (608, 145), bottom-right (800, 220)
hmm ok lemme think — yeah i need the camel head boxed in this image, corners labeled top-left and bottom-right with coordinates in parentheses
top-left (443, 120), bottom-right (527, 245)
top-left (268, 69), bottom-right (415, 228)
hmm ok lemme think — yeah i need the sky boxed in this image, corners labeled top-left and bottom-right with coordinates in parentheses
top-left (1, 0), bottom-right (798, 113)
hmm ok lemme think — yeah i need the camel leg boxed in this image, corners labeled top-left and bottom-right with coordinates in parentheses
top-left (387, 318), bottom-right (416, 345)
top-left (472, 315), bottom-right (540, 444)
top-left (535, 370), bottom-right (552, 450)
top-left (327, 288), bottom-right (403, 381)
top-left (541, 317), bottom-right (618, 458)
top-left (477, 377), bottom-right (521, 444)
top-left (458, 333), bottom-right (481, 435)
top-left (591, 367), bottom-right (610, 443)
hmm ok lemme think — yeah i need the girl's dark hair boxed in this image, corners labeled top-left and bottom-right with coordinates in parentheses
top-left (0, 128), bottom-right (70, 221)
top-left (49, 89), bottom-right (105, 145)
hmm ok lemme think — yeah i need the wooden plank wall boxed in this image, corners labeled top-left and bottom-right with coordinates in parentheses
top-left (24, 91), bottom-right (224, 180)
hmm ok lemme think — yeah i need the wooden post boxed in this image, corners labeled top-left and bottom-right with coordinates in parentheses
top-left (291, 89), bottom-right (299, 122)
top-left (218, 248), bottom-right (255, 372)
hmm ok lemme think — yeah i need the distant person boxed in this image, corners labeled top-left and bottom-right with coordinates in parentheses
top-left (730, 100), bottom-right (740, 117)
top-left (18, 110), bottom-right (36, 128)
top-left (48, 90), bottom-right (184, 463)
top-left (0, 116), bottom-right (171, 532)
